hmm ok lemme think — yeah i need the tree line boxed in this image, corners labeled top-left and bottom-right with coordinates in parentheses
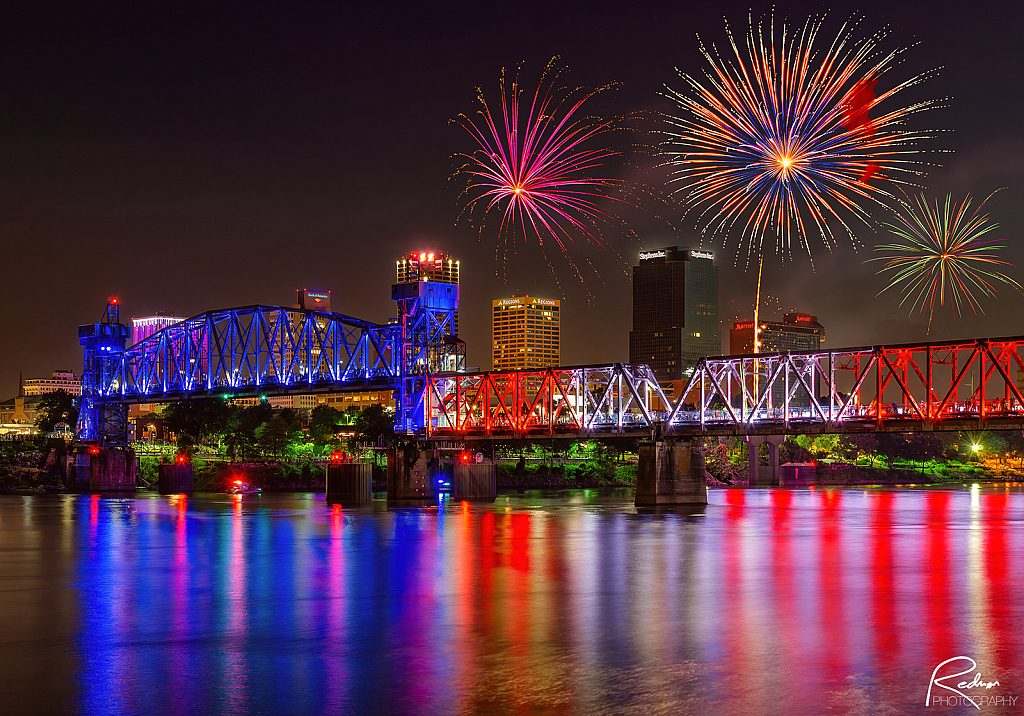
top-left (159, 399), bottom-right (395, 459)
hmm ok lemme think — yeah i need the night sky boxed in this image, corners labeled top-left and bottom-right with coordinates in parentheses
top-left (2, 0), bottom-right (1023, 395)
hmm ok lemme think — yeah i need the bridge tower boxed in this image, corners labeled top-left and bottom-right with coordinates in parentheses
top-left (76, 298), bottom-right (131, 446)
top-left (392, 280), bottom-right (465, 434)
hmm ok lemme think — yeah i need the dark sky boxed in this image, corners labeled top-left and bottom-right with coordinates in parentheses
top-left (2, 0), bottom-right (1023, 395)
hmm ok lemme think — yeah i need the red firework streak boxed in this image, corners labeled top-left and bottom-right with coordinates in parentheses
top-left (843, 76), bottom-right (881, 182)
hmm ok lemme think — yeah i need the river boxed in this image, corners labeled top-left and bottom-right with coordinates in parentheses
top-left (1, 486), bottom-right (1022, 715)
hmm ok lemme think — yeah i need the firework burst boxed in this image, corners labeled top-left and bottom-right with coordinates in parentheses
top-left (453, 58), bottom-right (639, 289)
top-left (663, 14), bottom-right (943, 267)
top-left (873, 191), bottom-right (1021, 332)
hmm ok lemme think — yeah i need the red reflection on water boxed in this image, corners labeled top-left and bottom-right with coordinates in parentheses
top-left (169, 491), bottom-right (190, 710)
top-left (870, 492), bottom-right (899, 666)
top-left (725, 487), bottom-right (746, 520)
top-left (818, 489), bottom-right (847, 691)
top-left (924, 491), bottom-right (956, 666)
top-left (770, 487), bottom-right (801, 704)
top-left (225, 493), bottom-right (249, 711)
top-left (324, 501), bottom-right (347, 711)
top-left (981, 491), bottom-right (1010, 673)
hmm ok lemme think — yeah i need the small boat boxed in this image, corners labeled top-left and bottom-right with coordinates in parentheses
top-left (228, 480), bottom-right (262, 495)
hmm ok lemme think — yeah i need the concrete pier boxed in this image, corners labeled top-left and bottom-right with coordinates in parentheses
top-left (158, 463), bottom-right (193, 494)
top-left (635, 439), bottom-right (708, 506)
top-left (745, 435), bottom-right (786, 485)
top-left (326, 463), bottom-right (373, 505)
top-left (386, 447), bottom-right (438, 505)
top-left (452, 460), bottom-right (496, 502)
top-left (66, 447), bottom-right (93, 491)
top-left (89, 447), bottom-right (137, 491)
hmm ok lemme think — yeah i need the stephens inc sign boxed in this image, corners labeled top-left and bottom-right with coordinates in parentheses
top-left (690, 250), bottom-right (714, 260)
top-left (639, 250), bottom-right (666, 260)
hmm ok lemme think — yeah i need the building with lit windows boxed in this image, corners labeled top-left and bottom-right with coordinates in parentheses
top-left (629, 246), bottom-right (720, 384)
top-left (131, 313), bottom-right (184, 346)
top-left (397, 251), bottom-right (460, 336)
top-left (21, 370), bottom-right (82, 397)
top-left (729, 312), bottom-right (825, 355)
top-left (730, 313), bottom-right (826, 407)
top-left (492, 295), bottom-right (560, 370)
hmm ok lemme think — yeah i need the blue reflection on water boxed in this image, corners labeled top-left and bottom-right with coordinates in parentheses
top-left (60, 486), bottom-right (1024, 715)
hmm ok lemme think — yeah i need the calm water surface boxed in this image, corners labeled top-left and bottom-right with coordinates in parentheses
top-left (2, 486), bottom-right (1023, 715)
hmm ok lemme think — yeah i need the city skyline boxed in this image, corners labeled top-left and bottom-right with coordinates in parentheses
top-left (2, 1), bottom-right (1024, 395)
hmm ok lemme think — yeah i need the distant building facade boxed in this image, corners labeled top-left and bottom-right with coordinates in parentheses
top-left (0, 395), bottom-right (43, 430)
top-left (629, 246), bottom-right (720, 383)
top-left (729, 313), bottom-right (826, 355)
top-left (131, 313), bottom-right (184, 346)
top-left (492, 295), bottom-right (561, 370)
top-left (22, 370), bottom-right (82, 397)
top-left (296, 289), bottom-right (331, 311)
top-left (730, 313), bottom-right (826, 408)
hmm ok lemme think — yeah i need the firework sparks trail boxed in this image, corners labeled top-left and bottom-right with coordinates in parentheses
top-left (662, 14), bottom-right (944, 268)
top-left (452, 58), bottom-right (642, 290)
top-left (872, 191), bottom-right (1022, 332)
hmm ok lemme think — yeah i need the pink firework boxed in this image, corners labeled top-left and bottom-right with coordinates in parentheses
top-left (453, 59), bottom-right (632, 282)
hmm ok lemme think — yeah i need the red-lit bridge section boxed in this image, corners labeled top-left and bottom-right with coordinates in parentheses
top-left (665, 336), bottom-right (1024, 436)
top-left (417, 363), bottom-right (668, 439)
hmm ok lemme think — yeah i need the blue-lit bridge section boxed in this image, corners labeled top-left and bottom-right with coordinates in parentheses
top-left (78, 304), bottom-right (403, 444)
top-left (111, 305), bottom-right (399, 399)
top-left (666, 336), bottom-right (1024, 436)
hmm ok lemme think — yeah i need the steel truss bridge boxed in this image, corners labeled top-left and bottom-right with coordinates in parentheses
top-left (666, 337), bottom-right (1024, 436)
top-left (76, 294), bottom-right (1024, 445)
top-left (415, 363), bottom-right (667, 439)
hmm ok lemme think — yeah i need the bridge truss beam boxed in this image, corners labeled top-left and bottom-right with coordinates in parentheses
top-left (418, 363), bottom-right (669, 439)
top-left (666, 337), bottom-right (1024, 436)
top-left (80, 305), bottom-right (403, 445)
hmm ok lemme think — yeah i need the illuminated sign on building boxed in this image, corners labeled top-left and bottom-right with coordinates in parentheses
top-left (534, 298), bottom-right (558, 306)
top-left (297, 289), bottom-right (332, 312)
top-left (501, 298), bottom-right (522, 306)
top-left (734, 322), bottom-right (755, 330)
top-left (639, 250), bottom-right (667, 260)
top-left (690, 250), bottom-right (714, 260)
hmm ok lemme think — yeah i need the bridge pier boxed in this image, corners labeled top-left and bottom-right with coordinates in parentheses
top-left (158, 463), bottom-right (193, 495)
top-left (635, 439), bottom-right (708, 506)
top-left (452, 459), bottom-right (496, 502)
top-left (326, 463), bottom-right (373, 505)
top-left (744, 435), bottom-right (786, 486)
top-left (67, 447), bottom-right (137, 492)
top-left (387, 446), bottom-right (439, 506)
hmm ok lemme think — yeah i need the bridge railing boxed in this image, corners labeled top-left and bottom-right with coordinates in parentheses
top-left (666, 337), bottom-right (1024, 434)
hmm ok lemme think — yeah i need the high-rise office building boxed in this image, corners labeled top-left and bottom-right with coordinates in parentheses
top-left (492, 295), bottom-right (560, 370)
top-left (730, 313), bottom-right (826, 407)
top-left (629, 246), bottom-right (720, 383)
top-left (729, 312), bottom-right (825, 355)
top-left (397, 251), bottom-right (460, 336)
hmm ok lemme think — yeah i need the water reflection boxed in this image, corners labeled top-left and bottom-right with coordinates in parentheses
top-left (1, 486), bottom-right (1023, 714)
